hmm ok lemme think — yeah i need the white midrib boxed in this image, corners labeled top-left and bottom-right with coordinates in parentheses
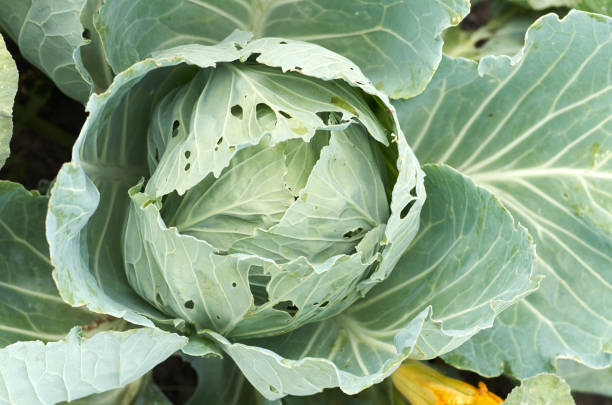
top-left (470, 167), bottom-right (612, 182)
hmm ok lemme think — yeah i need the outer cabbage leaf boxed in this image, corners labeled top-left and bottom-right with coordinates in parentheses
top-left (510, 0), bottom-right (611, 15)
top-left (0, 327), bottom-right (186, 405)
top-left (0, 181), bottom-right (97, 347)
top-left (556, 359), bottom-right (612, 396)
top-left (61, 373), bottom-right (172, 405)
top-left (95, 0), bottom-right (470, 99)
top-left (0, 35), bottom-right (17, 169)
top-left (199, 164), bottom-right (535, 399)
top-left (504, 374), bottom-right (575, 405)
top-left (0, 0), bottom-right (91, 102)
top-left (394, 11), bottom-right (612, 377)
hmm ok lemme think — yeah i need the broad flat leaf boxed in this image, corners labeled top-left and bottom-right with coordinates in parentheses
top-left (510, 0), bottom-right (611, 15)
top-left (0, 35), bottom-right (17, 169)
top-left (95, 0), bottom-right (471, 99)
top-left (0, 327), bottom-right (186, 405)
top-left (443, 4), bottom-right (540, 60)
top-left (0, 0), bottom-right (91, 102)
top-left (62, 373), bottom-right (172, 405)
top-left (201, 164), bottom-right (534, 399)
top-left (394, 11), bottom-right (612, 377)
top-left (504, 374), bottom-right (574, 405)
top-left (556, 359), bottom-right (612, 396)
top-left (0, 181), bottom-right (97, 347)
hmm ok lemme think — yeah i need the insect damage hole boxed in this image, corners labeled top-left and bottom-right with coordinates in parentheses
top-left (184, 150), bottom-right (191, 159)
top-left (255, 103), bottom-right (277, 131)
top-left (343, 227), bottom-right (363, 239)
top-left (184, 163), bottom-right (191, 171)
top-left (231, 104), bottom-right (243, 119)
top-left (273, 301), bottom-right (299, 317)
top-left (400, 187), bottom-right (418, 219)
top-left (184, 300), bottom-right (195, 309)
top-left (172, 120), bottom-right (180, 137)
top-left (279, 110), bottom-right (292, 119)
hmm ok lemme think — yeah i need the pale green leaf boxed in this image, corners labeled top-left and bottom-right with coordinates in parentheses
top-left (504, 374), bottom-right (575, 405)
top-left (0, 327), bottom-right (186, 405)
top-left (510, 0), bottom-right (611, 15)
top-left (0, 181), bottom-right (97, 347)
top-left (0, 35), bottom-right (17, 169)
top-left (231, 124), bottom-right (388, 264)
top-left (394, 11), bottom-right (612, 377)
top-left (0, 0), bottom-right (91, 102)
top-left (199, 164), bottom-right (534, 399)
top-left (556, 359), bottom-right (612, 396)
top-left (95, 0), bottom-right (470, 99)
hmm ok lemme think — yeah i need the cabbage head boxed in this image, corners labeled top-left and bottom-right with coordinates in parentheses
top-left (46, 31), bottom-right (427, 399)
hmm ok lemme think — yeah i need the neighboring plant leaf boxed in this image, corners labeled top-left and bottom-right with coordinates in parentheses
top-left (0, 181), bottom-right (97, 347)
top-left (61, 373), bottom-right (172, 405)
top-left (185, 355), bottom-right (263, 405)
top-left (443, 4), bottom-right (541, 60)
top-left (556, 359), bottom-right (612, 397)
top-left (0, 327), bottom-right (186, 405)
top-left (201, 164), bottom-right (535, 399)
top-left (394, 11), bottom-right (612, 377)
top-left (0, 34), bottom-right (17, 169)
top-left (95, 0), bottom-right (471, 99)
top-left (510, 0), bottom-right (611, 15)
top-left (0, 0), bottom-right (91, 102)
top-left (504, 374), bottom-right (575, 405)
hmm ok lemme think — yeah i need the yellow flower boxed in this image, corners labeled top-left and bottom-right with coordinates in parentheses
top-left (392, 361), bottom-right (503, 405)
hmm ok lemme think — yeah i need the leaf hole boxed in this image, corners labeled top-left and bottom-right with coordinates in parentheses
top-left (231, 104), bottom-right (243, 119)
top-left (269, 385), bottom-right (280, 394)
top-left (184, 163), bottom-right (191, 171)
top-left (184, 300), bottom-right (194, 309)
top-left (316, 111), bottom-right (329, 125)
top-left (400, 199), bottom-right (416, 219)
top-left (232, 282), bottom-right (237, 287)
top-left (279, 41), bottom-right (287, 45)
top-left (343, 227), bottom-right (363, 239)
top-left (319, 301), bottom-right (329, 308)
top-left (246, 53), bottom-right (261, 64)
top-left (273, 301), bottom-right (298, 317)
top-left (279, 110), bottom-right (292, 119)
top-left (172, 120), bottom-right (180, 138)
top-left (216, 137), bottom-right (223, 145)
top-left (475, 38), bottom-right (489, 48)
top-left (216, 315), bottom-right (221, 320)
top-left (234, 43), bottom-right (243, 50)
top-left (83, 29), bottom-right (91, 40)
top-left (256, 103), bottom-right (277, 130)
top-left (184, 150), bottom-right (191, 159)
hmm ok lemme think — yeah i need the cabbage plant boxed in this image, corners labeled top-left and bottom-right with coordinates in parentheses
top-left (0, 0), bottom-right (610, 404)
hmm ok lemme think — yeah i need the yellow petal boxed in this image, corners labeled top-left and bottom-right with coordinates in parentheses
top-left (392, 361), bottom-right (503, 405)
